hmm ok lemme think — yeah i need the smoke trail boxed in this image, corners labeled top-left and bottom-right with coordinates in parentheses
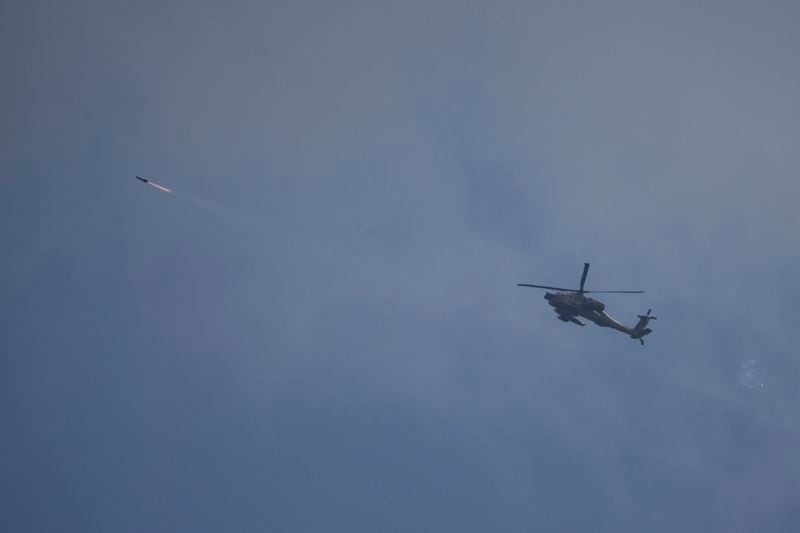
top-left (169, 190), bottom-right (280, 239)
top-left (146, 182), bottom-right (334, 262)
top-left (133, 176), bottom-right (442, 296)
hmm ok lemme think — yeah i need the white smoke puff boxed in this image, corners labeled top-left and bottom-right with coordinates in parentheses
top-left (738, 360), bottom-right (766, 390)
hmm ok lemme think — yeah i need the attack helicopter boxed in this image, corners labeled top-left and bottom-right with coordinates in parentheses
top-left (518, 263), bottom-right (656, 345)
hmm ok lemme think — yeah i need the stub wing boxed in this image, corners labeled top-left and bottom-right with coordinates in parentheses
top-left (556, 313), bottom-right (585, 326)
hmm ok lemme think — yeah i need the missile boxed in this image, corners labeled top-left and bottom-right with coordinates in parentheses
top-left (134, 176), bottom-right (172, 193)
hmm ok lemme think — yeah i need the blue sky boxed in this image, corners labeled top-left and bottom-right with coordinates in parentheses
top-left (3, 1), bottom-right (800, 531)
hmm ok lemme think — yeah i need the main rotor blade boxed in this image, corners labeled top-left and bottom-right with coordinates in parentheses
top-left (517, 283), bottom-right (575, 291)
top-left (583, 290), bottom-right (644, 294)
top-left (579, 263), bottom-right (590, 292)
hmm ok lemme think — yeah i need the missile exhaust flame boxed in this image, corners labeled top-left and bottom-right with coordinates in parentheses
top-left (149, 182), bottom-right (172, 193)
top-left (135, 175), bottom-right (172, 194)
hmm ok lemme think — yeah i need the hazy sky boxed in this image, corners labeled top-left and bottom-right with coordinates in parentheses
top-left (3, 1), bottom-right (800, 531)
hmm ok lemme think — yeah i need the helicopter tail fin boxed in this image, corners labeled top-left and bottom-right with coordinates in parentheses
top-left (630, 309), bottom-right (656, 344)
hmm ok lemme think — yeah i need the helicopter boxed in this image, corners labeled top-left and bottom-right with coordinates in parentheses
top-left (518, 263), bottom-right (656, 345)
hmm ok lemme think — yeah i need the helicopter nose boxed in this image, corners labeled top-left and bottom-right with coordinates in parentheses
top-left (544, 292), bottom-right (553, 300)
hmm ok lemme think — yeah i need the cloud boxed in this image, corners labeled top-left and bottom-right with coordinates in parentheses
top-left (3, 1), bottom-right (800, 531)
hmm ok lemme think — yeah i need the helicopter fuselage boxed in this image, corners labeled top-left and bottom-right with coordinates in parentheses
top-left (544, 292), bottom-right (632, 334)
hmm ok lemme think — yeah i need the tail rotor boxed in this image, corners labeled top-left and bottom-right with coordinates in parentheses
top-left (637, 308), bottom-right (657, 321)
top-left (632, 309), bottom-right (656, 345)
